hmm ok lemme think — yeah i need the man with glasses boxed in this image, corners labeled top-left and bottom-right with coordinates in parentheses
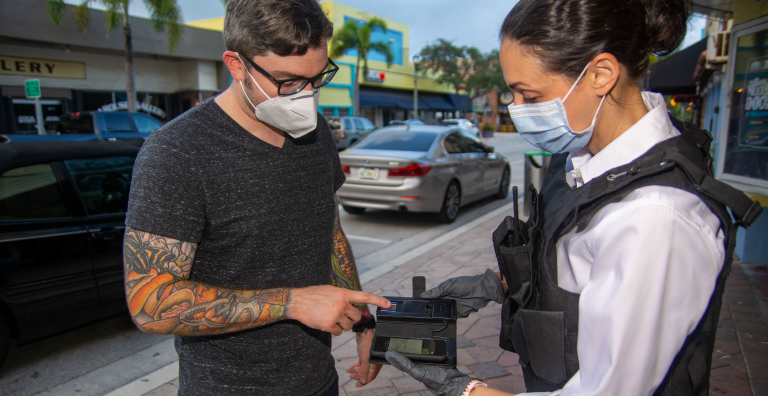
top-left (123, 1), bottom-right (389, 395)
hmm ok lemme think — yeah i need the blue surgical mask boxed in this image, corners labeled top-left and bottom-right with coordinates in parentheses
top-left (507, 64), bottom-right (605, 153)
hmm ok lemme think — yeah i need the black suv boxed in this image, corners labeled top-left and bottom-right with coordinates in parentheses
top-left (0, 141), bottom-right (140, 366)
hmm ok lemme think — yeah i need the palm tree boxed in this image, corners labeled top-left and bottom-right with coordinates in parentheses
top-left (46, 0), bottom-right (183, 113)
top-left (330, 17), bottom-right (394, 116)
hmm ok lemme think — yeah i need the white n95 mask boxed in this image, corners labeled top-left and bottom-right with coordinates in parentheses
top-left (507, 63), bottom-right (605, 153)
top-left (237, 55), bottom-right (319, 138)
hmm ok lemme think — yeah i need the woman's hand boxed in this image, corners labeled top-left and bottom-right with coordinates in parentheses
top-left (385, 351), bottom-right (473, 396)
top-left (421, 268), bottom-right (505, 318)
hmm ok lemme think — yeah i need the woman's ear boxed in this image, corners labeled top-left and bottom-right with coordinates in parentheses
top-left (223, 51), bottom-right (247, 82)
top-left (590, 53), bottom-right (620, 97)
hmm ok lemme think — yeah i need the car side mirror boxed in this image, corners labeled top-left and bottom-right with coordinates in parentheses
top-left (484, 145), bottom-right (495, 153)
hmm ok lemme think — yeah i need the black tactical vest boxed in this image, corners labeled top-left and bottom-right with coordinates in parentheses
top-left (492, 118), bottom-right (762, 395)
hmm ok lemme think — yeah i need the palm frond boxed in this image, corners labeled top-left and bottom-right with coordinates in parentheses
top-left (368, 41), bottom-right (394, 66)
top-left (366, 17), bottom-right (388, 34)
top-left (73, 1), bottom-right (93, 32)
top-left (329, 20), bottom-right (359, 59)
top-left (143, 0), bottom-right (184, 51)
top-left (45, 0), bottom-right (67, 26)
top-left (104, 4), bottom-right (123, 32)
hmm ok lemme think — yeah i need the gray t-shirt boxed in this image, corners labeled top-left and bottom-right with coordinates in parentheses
top-left (126, 98), bottom-right (345, 396)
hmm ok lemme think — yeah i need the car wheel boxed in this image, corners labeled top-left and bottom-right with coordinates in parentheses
top-left (495, 167), bottom-right (510, 199)
top-left (437, 181), bottom-right (461, 223)
top-left (342, 205), bottom-right (366, 215)
top-left (0, 315), bottom-right (10, 368)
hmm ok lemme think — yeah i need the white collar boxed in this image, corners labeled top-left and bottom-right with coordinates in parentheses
top-left (565, 92), bottom-right (681, 188)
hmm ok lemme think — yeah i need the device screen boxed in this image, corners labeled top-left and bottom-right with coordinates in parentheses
top-left (387, 338), bottom-right (438, 355)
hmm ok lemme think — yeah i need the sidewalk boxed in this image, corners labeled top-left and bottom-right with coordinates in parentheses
top-left (138, 211), bottom-right (768, 396)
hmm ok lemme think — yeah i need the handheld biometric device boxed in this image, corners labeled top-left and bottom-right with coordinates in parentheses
top-left (369, 276), bottom-right (458, 368)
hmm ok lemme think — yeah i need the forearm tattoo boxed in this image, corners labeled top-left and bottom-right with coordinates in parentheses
top-left (123, 227), bottom-right (289, 335)
top-left (329, 197), bottom-right (373, 323)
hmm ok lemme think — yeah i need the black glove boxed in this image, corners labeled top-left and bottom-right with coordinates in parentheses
top-left (385, 351), bottom-right (473, 396)
top-left (421, 268), bottom-right (505, 318)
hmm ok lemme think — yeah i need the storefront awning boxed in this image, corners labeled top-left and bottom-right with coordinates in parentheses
top-left (360, 87), bottom-right (414, 109)
top-left (418, 94), bottom-right (456, 111)
top-left (648, 38), bottom-right (708, 96)
top-left (359, 87), bottom-right (470, 111)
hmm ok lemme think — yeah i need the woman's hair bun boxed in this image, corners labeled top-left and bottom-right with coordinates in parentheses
top-left (643, 0), bottom-right (692, 56)
top-left (499, 0), bottom-right (692, 80)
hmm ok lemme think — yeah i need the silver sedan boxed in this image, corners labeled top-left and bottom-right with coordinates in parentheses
top-left (337, 125), bottom-right (511, 223)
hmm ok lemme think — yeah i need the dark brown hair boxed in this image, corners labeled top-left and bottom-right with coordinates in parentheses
top-left (224, 0), bottom-right (334, 58)
top-left (499, 0), bottom-right (691, 81)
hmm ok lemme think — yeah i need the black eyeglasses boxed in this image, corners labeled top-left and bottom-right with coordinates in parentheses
top-left (237, 52), bottom-right (339, 96)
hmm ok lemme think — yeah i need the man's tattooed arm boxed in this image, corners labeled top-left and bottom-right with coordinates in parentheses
top-left (123, 227), bottom-right (289, 335)
top-left (330, 196), bottom-right (373, 324)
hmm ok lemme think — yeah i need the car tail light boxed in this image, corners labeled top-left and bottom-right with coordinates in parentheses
top-left (341, 164), bottom-right (350, 174)
top-left (71, 112), bottom-right (81, 118)
top-left (389, 163), bottom-right (431, 177)
top-left (340, 130), bottom-right (346, 139)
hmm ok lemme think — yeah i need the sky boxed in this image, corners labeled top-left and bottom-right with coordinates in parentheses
top-left (63, 0), bottom-right (709, 57)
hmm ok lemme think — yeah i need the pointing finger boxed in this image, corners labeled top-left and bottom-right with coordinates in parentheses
top-left (348, 291), bottom-right (391, 309)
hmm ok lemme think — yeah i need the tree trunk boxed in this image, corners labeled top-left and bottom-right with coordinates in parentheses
top-left (124, 20), bottom-right (137, 113)
top-left (354, 57), bottom-right (361, 116)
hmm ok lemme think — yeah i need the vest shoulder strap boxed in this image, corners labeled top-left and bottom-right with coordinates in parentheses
top-left (585, 147), bottom-right (761, 228)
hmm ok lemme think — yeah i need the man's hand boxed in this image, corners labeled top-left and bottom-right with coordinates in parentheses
top-left (421, 268), bottom-right (505, 318)
top-left (287, 286), bottom-right (390, 335)
top-left (386, 351), bottom-right (473, 396)
top-left (345, 329), bottom-right (382, 387)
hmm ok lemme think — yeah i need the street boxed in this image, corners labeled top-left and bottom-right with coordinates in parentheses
top-left (0, 133), bottom-right (537, 396)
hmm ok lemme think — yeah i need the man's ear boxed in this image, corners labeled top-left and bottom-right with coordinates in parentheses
top-left (223, 50), bottom-right (247, 82)
top-left (590, 53), bottom-right (620, 97)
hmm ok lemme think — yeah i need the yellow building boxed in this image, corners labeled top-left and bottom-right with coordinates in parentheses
top-left (187, 1), bottom-right (465, 126)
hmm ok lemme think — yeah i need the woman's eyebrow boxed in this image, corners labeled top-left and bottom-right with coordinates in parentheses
top-left (508, 82), bottom-right (530, 90)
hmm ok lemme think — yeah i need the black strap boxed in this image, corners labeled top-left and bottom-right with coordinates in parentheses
top-left (661, 151), bottom-right (762, 227)
top-left (584, 148), bottom-right (761, 228)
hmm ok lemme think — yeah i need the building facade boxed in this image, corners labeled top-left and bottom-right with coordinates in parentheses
top-left (189, 1), bottom-right (468, 127)
top-left (695, 0), bottom-right (768, 263)
top-left (0, 0), bottom-right (228, 135)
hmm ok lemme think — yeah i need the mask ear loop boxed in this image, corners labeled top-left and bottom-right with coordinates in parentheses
top-left (563, 63), bottom-right (591, 103)
top-left (564, 62), bottom-right (606, 133)
top-left (235, 52), bottom-right (271, 111)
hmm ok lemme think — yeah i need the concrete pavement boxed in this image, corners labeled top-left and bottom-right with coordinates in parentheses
top-left (131, 201), bottom-right (768, 396)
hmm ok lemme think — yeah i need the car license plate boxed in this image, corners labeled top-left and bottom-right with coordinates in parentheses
top-left (359, 168), bottom-right (379, 180)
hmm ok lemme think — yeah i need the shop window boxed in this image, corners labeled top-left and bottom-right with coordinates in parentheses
top-left (11, 99), bottom-right (63, 134)
top-left (338, 108), bottom-right (349, 116)
top-left (322, 108), bottom-right (335, 117)
top-left (81, 92), bottom-right (115, 111)
top-left (720, 20), bottom-right (768, 187)
top-left (0, 164), bottom-right (71, 220)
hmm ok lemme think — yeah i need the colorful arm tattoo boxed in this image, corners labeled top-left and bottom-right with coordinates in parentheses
top-left (329, 196), bottom-right (373, 323)
top-left (123, 227), bottom-right (289, 335)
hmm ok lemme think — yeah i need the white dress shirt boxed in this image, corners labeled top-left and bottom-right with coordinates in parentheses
top-left (519, 92), bottom-right (726, 396)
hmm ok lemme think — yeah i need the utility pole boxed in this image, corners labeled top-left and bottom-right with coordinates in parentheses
top-left (413, 55), bottom-right (419, 120)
